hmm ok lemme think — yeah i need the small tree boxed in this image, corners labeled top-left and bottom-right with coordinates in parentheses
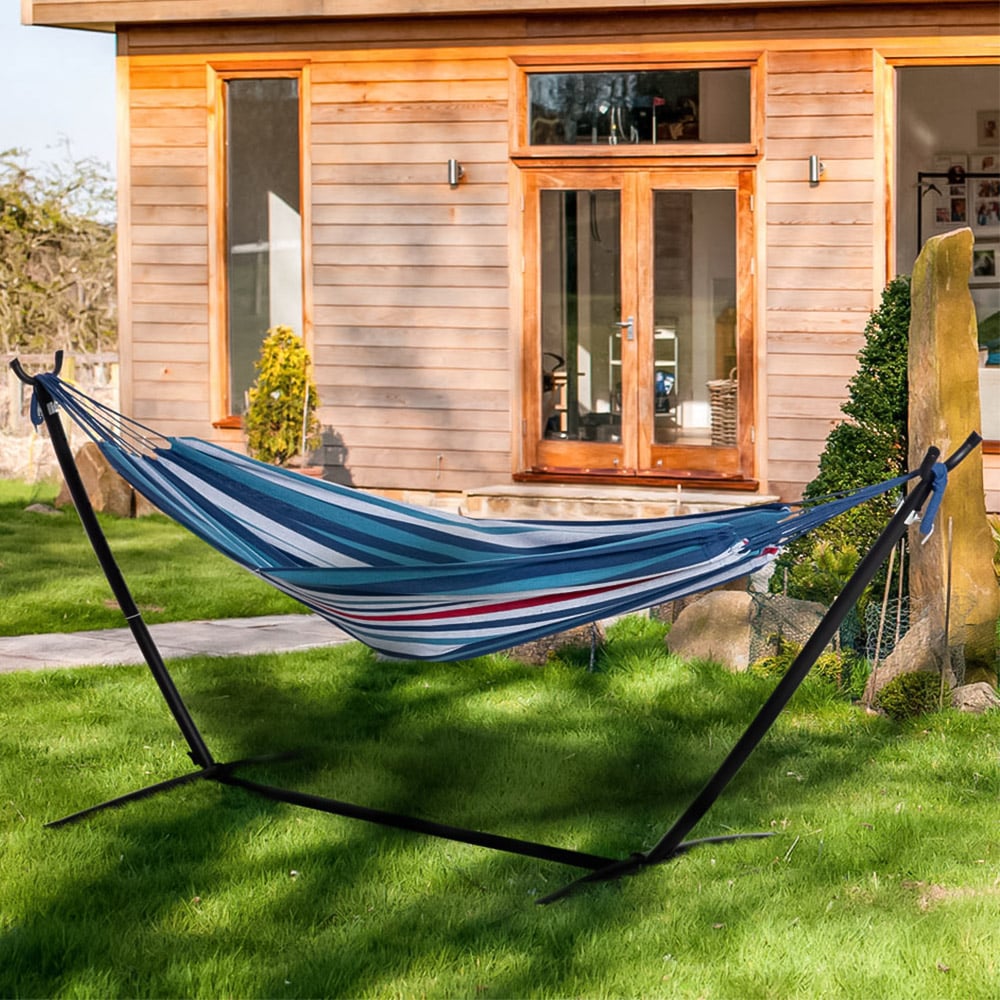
top-left (776, 276), bottom-right (911, 612)
top-left (244, 326), bottom-right (322, 466)
top-left (0, 147), bottom-right (116, 355)
top-left (806, 275), bottom-right (911, 543)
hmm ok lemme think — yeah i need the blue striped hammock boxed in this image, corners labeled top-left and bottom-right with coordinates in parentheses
top-left (33, 373), bottom-right (925, 662)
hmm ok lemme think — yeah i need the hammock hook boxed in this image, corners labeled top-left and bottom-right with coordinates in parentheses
top-left (10, 352), bottom-right (65, 426)
top-left (9, 349), bottom-right (64, 386)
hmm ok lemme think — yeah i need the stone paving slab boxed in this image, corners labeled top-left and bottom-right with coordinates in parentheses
top-left (0, 614), bottom-right (353, 673)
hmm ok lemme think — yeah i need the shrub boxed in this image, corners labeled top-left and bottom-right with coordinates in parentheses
top-left (874, 670), bottom-right (941, 720)
top-left (784, 539), bottom-right (861, 608)
top-left (804, 275), bottom-right (910, 544)
top-left (774, 276), bottom-right (911, 638)
top-left (749, 636), bottom-right (849, 689)
top-left (244, 326), bottom-right (322, 466)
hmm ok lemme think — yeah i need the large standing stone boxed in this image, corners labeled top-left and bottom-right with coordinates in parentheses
top-left (907, 228), bottom-right (1000, 681)
top-left (54, 441), bottom-right (135, 518)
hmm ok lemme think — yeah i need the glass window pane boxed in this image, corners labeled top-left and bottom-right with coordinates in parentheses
top-left (896, 66), bottom-right (1000, 441)
top-left (529, 69), bottom-right (750, 146)
top-left (652, 189), bottom-right (737, 446)
top-left (226, 77), bottom-right (301, 414)
top-left (540, 190), bottom-right (621, 441)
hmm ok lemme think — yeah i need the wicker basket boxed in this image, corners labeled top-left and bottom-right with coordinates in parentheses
top-left (707, 368), bottom-right (738, 447)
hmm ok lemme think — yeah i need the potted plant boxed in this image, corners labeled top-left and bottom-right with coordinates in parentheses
top-left (244, 325), bottom-right (324, 473)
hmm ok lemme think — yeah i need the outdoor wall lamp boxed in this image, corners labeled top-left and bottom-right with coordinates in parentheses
top-left (447, 159), bottom-right (465, 188)
top-left (808, 154), bottom-right (826, 186)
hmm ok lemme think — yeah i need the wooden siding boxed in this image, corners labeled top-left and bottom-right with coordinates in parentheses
top-left (763, 48), bottom-right (881, 494)
top-left (109, 6), bottom-right (1000, 500)
top-left (308, 56), bottom-right (512, 490)
top-left (126, 63), bottom-right (211, 433)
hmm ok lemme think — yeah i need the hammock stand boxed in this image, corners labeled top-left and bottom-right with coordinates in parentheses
top-left (12, 354), bottom-right (981, 904)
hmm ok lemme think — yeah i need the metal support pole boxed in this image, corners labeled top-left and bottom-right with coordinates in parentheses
top-left (10, 354), bottom-right (215, 770)
top-left (538, 434), bottom-right (980, 903)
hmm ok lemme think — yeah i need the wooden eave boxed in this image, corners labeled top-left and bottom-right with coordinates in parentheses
top-left (23, 0), bottom-right (966, 32)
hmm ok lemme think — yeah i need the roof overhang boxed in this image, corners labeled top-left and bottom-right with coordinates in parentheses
top-left (23, 0), bottom-right (957, 33)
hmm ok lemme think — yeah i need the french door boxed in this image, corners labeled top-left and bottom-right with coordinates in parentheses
top-left (522, 168), bottom-right (755, 481)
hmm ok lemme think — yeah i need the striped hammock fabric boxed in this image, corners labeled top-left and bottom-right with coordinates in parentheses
top-left (34, 373), bottom-right (921, 662)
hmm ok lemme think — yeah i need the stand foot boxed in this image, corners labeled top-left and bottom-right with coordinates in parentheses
top-left (44, 751), bottom-right (300, 828)
top-left (535, 831), bottom-right (774, 905)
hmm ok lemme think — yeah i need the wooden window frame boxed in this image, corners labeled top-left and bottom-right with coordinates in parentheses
top-left (509, 54), bottom-right (764, 164)
top-left (207, 60), bottom-right (312, 428)
top-left (510, 54), bottom-right (762, 486)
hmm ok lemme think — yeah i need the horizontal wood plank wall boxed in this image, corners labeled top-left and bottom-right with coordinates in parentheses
top-left (763, 48), bottom-right (878, 498)
top-left (309, 53), bottom-right (511, 491)
top-left (123, 43), bottom-right (514, 490)
top-left (127, 63), bottom-right (212, 431)
top-left (119, 6), bottom-right (1000, 498)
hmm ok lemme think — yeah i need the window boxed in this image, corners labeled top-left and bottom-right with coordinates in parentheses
top-left (527, 68), bottom-right (752, 147)
top-left (896, 65), bottom-right (1000, 445)
top-left (221, 75), bottom-right (303, 417)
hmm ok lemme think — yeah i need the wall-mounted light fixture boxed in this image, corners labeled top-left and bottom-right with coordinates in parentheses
top-left (808, 154), bottom-right (825, 187)
top-left (447, 159), bottom-right (465, 188)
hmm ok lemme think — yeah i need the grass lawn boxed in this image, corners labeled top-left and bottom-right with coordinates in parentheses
top-left (1, 479), bottom-right (304, 635)
top-left (2, 617), bottom-right (998, 999)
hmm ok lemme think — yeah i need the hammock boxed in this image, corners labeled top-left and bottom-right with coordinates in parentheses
top-left (15, 356), bottom-right (975, 903)
top-left (28, 371), bottom-right (934, 662)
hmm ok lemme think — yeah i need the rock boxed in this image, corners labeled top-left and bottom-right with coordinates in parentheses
top-left (652, 576), bottom-right (747, 624)
top-left (864, 616), bottom-right (944, 702)
top-left (749, 593), bottom-right (827, 654)
top-left (665, 590), bottom-right (831, 673)
top-left (951, 682), bottom-right (1000, 714)
top-left (907, 228), bottom-right (1000, 679)
top-left (133, 491), bottom-right (163, 518)
top-left (24, 502), bottom-right (61, 515)
top-left (54, 441), bottom-right (134, 517)
top-left (666, 591), bottom-right (753, 670)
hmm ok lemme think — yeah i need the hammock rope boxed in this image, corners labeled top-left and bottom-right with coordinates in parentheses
top-left (31, 371), bottom-right (932, 661)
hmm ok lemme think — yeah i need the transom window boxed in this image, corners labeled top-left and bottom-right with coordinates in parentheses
top-left (527, 68), bottom-right (752, 147)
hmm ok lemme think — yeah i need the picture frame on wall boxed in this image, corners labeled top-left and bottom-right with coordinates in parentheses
top-left (932, 153), bottom-right (969, 227)
top-left (977, 110), bottom-right (999, 146)
top-left (971, 244), bottom-right (997, 283)
top-left (971, 153), bottom-right (1000, 232)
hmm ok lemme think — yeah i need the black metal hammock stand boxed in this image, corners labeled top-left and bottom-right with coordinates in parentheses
top-left (11, 353), bottom-right (982, 904)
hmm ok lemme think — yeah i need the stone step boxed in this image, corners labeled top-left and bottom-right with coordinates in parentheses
top-left (460, 483), bottom-right (779, 520)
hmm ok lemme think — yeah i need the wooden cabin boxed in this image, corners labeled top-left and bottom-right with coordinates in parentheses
top-left (24, 1), bottom-right (1000, 513)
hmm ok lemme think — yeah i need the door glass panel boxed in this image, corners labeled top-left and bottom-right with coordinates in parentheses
top-left (225, 77), bottom-right (302, 415)
top-left (651, 189), bottom-right (737, 446)
top-left (540, 190), bottom-right (622, 442)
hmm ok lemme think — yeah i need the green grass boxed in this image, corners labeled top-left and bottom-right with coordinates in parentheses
top-left (0, 479), bottom-right (303, 635)
top-left (2, 617), bottom-right (998, 998)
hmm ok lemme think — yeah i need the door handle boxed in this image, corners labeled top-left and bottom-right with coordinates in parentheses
top-left (614, 316), bottom-right (635, 341)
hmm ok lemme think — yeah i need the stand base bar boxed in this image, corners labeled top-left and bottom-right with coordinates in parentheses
top-left (45, 769), bottom-right (216, 829)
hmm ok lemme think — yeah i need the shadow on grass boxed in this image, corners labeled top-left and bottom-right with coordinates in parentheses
top-left (2, 628), bottom-right (971, 998)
